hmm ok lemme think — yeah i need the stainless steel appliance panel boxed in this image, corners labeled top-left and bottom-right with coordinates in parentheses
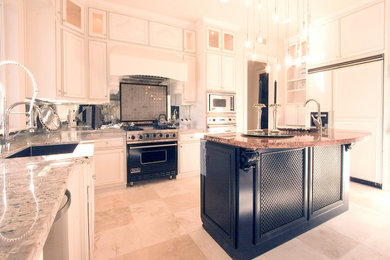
top-left (208, 93), bottom-right (235, 113)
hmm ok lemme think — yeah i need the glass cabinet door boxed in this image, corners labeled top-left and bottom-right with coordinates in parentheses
top-left (222, 31), bottom-right (235, 53)
top-left (89, 8), bottom-right (106, 38)
top-left (207, 28), bottom-right (220, 50)
top-left (63, 0), bottom-right (84, 33)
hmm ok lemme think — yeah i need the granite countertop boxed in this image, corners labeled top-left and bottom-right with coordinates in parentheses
top-left (203, 129), bottom-right (371, 149)
top-left (0, 128), bottom-right (124, 260)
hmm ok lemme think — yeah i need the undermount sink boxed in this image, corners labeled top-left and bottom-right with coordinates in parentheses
top-left (6, 143), bottom-right (79, 159)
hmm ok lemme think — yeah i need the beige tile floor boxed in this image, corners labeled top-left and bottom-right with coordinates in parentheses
top-left (94, 174), bottom-right (390, 260)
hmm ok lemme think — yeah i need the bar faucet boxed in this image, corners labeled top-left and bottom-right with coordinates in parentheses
top-left (0, 60), bottom-right (39, 148)
top-left (304, 99), bottom-right (322, 132)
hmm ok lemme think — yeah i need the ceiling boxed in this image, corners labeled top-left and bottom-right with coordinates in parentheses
top-left (101, 0), bottom-right (365, 27)
top-left (103, 0), bottom-right (247, 26)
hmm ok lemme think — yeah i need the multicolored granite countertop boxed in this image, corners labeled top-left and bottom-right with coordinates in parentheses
top-left (0, 128), bottom-right (125, 260)
top-left (203, 129), bottom-right (371, 149)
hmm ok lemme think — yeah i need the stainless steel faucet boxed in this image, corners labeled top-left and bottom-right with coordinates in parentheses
top-left (304, 99), bottom-right (322, 132)
top-left (0, 60), bottom-right (39, 148)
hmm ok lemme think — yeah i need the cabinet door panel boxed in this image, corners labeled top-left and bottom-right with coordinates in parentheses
top-left (94, 149), bottom-right (125, 187)
top-left (109, 13), bottom-right (148, 44)
top-left (63, 30), bottom-right (85, 98)
top-left (340, 2), bottom-right (384, 57)
top-left (308, 21), bottom-right (339, 66)
top-left (183, 55), bottom-right (197, 103)
top-left (89, 41), bottom-right (108, 100)
top-left (221, 56), bottom-right (235, 92)
top-left (206, 53), bottom-right (221, 90)
top-left (149, 22), bottom-right (182, 50)
top-left (179, 141), bottom-right (200, 173)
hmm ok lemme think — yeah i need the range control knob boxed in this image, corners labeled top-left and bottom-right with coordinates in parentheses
top-left (138, 135), bottom-right (143, 140)
top-left (153, 133), bottom-right (157, 138)
top-left (229, 118), bottom-right (232, 121)
top-left (172, 133), bottom-right (176, 138)
top-left (146, 134), bottom-right (150, 138)
top-left (159, 133), bottom-right (163, 138)
top-left (166, 134), bottom-right (170, 138)
top-left (131, 135), bottom-right (135, 140)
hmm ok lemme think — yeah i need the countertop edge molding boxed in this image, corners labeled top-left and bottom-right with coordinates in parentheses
top-left (203, 129), bottom-right (370, 149)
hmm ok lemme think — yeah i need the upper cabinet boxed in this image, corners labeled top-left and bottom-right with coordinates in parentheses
top-left (62, 30), bottom-right (86, 99)
top-left (149, 22), bottom-right (182, 51)
top-left (89, 40), bottom-right (108, 101)
top-left (308, 2), bottom-right (384, 68)
top-left (63, 0), bottom-right (84, 33)
top-left (207, 28), bottom-right (235, 53)
top-left (89, 8), bottom-right (106, 38)
top-left (183, 55), bottom-right (197, 103)
top-left (308, 20), bottom-right (339, 66)
top-left (184, 30), bottom-right (196, 53)
top-left (109, 13), bottom-right (148, 44)
top-left (340, 2), bottom-right (384, 58)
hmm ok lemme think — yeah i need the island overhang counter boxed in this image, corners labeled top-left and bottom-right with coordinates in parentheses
top-left (200, 129), bottom-right (370, 260)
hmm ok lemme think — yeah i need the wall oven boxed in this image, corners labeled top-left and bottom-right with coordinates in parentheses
top-left (208, 93), bottom-right (235, 113)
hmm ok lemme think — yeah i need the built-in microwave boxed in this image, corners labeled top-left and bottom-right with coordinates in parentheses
top-left (208, 93), bottom-right (235, 113)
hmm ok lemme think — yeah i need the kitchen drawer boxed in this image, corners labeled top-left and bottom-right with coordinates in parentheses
top-left (94, 137), bottom-right (124, 148)
top-left (179, 132), bottom-right (205, 142)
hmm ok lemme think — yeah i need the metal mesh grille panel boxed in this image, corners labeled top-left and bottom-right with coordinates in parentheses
top-left (259, 149), bottom-right (305, 235)
top-left (312, 146), bottom-right (342, 212)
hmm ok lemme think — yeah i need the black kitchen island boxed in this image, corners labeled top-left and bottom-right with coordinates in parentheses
top-left (200, 130), bottom-right (369, 260)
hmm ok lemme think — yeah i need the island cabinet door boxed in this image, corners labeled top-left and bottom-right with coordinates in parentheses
top-left (253, 148), bottom-right (308, 245)
top-left (309, 145), bottom-right (345, 219)
top-left (201, 142), bottom-right (237, 248)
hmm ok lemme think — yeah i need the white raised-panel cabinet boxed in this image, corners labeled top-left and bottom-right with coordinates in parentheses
top-left (62, 30), bottom-right (86, 99)
top-left (94, 137), bottom-right (126, 190)
top-left (183, 55), bottom-right (197, 103)
top-left (308, 20), bottom-right (339, 66)
top-left (307, 70), bottom-right (332, 112)
top-left (64, 163), bottom-right (94, 260)
top-left (206, 53), bottom-right (221, 90)
top-left (179, 142), bottom-right (200, 174)
top-left (179, 132), bottom-right (202, 175)
top-left (149, 22), bottom-right (183, 50)
top-left (340, 2), bottom-right (384, 58)
top-left (109, 13), bottom-right (148, 44)
top-left (333, 60), bottom-right (383, 183)
top-left (63, 0), bottom-right (84, 33)
top-left (89, 40), bottom-right (108, 101)
top-left (221, 55), bottom-right (235, 92)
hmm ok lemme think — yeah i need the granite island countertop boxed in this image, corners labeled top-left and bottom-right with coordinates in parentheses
top-left (0, 128), bottom-right (125, 260)
top-left (203, 129), bottom-right (371, 149)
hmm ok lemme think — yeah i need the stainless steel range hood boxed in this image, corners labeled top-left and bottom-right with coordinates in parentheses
top-left (109, 45), bottom-right (188, 81)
